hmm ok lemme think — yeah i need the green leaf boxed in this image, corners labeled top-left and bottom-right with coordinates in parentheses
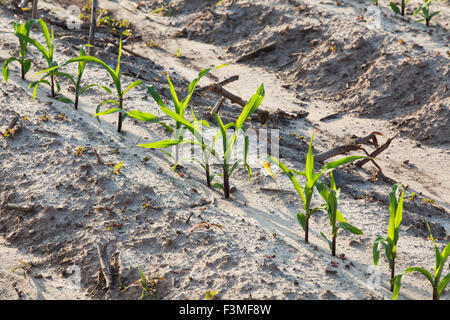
top-left (23, 59), bottom-right (32, 75)
top-left (320, 232), bottom-right (333, 251)
top-left (2, 57), bottom-right (18, 82)
top-left (338, 222), bottom-right (363, 235)
top-left (94, 107), bottom-right (122, 116)
top-left (390, 2), bottom-right (401, 14)
top-left (167, 74), bottom-right (181, 114)
top-left (404, 267), bottom-right (434, 286)
top-left (267, 156), bottom-right (307, 205)
top-left (147, 85), bottom-right (166, 108)
top-left (437, 273), bottom-right (450, 298)
top-left (123, 80), bottom-right (143, 97)
top-left (80, 84), bottom-right (113, 95)
top-left (297, 212), bottom-right (307, 231)
top-left (137, 139), bottom-right (186, 149)
top-left (126, 110), bottom-right (159, 122)
top-left (373, 237), bottom-right (384, 267)
top-left (59, 97), bottom-right (74, 104)
top-left (392, 274), bottom-right (403, 300)
top-left (235, 84), bottom-right (265, 131)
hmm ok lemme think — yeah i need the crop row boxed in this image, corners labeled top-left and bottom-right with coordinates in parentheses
top-left (2, 18), bottom-right (448, 300)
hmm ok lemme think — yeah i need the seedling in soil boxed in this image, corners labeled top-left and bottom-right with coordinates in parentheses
top-left (408, 192), bottom-right (417, 201)
top-left (265, 132), bottom-right (365, 243)
top-left (372, 182), bottom-right (405, 292)
top-left (0, 128), bottom-right (17, 137)
top-left (205, 290), bottom-right (217, 300)
top-left (413, 0), bottom-right (440, 26)
top-left (175, 49), bottom-right (182, 58)
top-left (61, 38), bottom-right (143, 133)
top-left (3, 19), bottom-right (39, 81)
top-left (112, 161), bottom-right (123, 174)
top-left (54, 113), bottom-right (66, 121)
top-left (121, 266), bottom-right (165, 300)
top-left (106, 221), bottom-right (122, 231)
top-left (39, 115), bottom-right (50, 122)
top-left (190, 221), bottom-right (224, 232)
top-left (10, 260), bottom-right (33, 279)
top-left (393, 222), bottom-right (449, 300)
top-left (74, 146), bottom-right (87, 156)
top-left (390, 0), bottom-right (410, 16)
top-left (130, 66), bottom-right (226, 188)
top-left (15, 19), bottom-right (60, 98)
top-left (316, 171), bottom-right (363, 256)
top-left (210, 84), bottom-right (265, 198)
top-left (36, 45), bottom-right (112, 110)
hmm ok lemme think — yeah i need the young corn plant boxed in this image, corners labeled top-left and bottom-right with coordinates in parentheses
top-left (390, 0), bottom-right (410, 16)
top-left (413, 0), bottom-right (440, 26)
top-left (372, 182), bottom-right (405, 292)
top-left (121, 266), bottom-right (165, 300)
top-left (212, 84), bottom-right (265, 198)
top-left (126, 66), bottom-right (226, 187)
top-left (316, 171), bottom-right (363, 256)
top-left (33, 45), bottom-right (112, 109)
top-left (392, 222), bottom-right (449, 300)
top-left (2, 19), bottom-right (38, 81)
top-left (266, 132), bottom-right (365, 243)
top-left (135, 81), bottom-right (264, 198)
top-left (15, 19), bottom-right (60, 98)
top-left (63, 38), bottom-right (143, 132)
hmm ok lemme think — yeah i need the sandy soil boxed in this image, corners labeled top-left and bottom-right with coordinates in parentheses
top-left (0, 0), bottom-right (449, 300)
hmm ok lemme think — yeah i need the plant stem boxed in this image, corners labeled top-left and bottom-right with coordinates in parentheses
top-left (118, 97), bottom-right (123, 133)
top-left (433, 287), bottom-right (438, 300)
top-left (51, 74), bottom-right (55, 98)
top-left (305, 217), bottom-right (309, 243)
top-left (21, 60), bottom-right (25, 80)
top-left (223, 165), bottom-right (230, 199)
top-left (332, 234), bottom-right (336, 257)
top-left (74, 91), bottom-right (79, 110)
top-left (390, 255), bottom-right (395, 292)
top-left (205, 164), bottom-right (211, 188)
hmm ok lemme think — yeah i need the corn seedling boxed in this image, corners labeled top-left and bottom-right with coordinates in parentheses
top-left (15, 19), bottom-right (60, 98)
top-left (74, 146), bottom-right (87, 156)
top-left (129, 66), bottom-right (225, 187)
top-left (372, 182), bottom-right (405, 292)
top-left (266, 132), bottom-right (365, 243)
top-left (390, 0), bottom-right (410, 16)
top-left (3, 19), bottom-right (39, 81)
top-left (10, 260), bottom-right (33, 279)
top-left (61, 38), bottom-right (143, 132)
top-left (392, 222), bottom-right (449, 300)
top-left (205, 290), bottom-right (217, 300)
top-left (35, 45), bottom-right (112, 109)
top-left (316, 171), bottom-right (363, 256)
top-left (112, 161), bottom-right (123, 174)
top-left (413, 0), bottom-right (440, 26)
top-left (121, 266), bottom-right (165, 300)
top-left (190, 221), bottom-right (224, 232)
top-left (207, 84), bottom-right (265, 198)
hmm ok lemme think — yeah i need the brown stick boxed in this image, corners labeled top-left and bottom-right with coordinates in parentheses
top-left (100, 38), bottom-right (149, 60)
top-left (31, 0), bottom-right (38, 19)
top-left (43, 17), bottom-right (89, 30)
top-left (235, 41), bottom-right (276, 63)
top-left (93, 147), bottom-right (104, 165)
top-left (206, 97), bottom-right (226, 123)
top-left (315, 132), bottom-right (383, 163)
top-left (97, 243), bottom-right (112, 290)
top-left (88, 0), bottom-right (97, 56)
top-left (195, 75), bottom-right (239, 94)
top-left (355, 134), bottom-right (398, 168)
